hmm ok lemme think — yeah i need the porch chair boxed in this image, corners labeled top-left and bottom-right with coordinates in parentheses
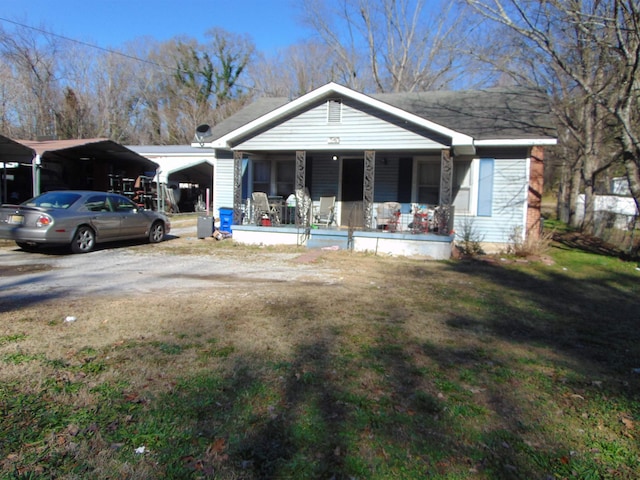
top-left (251, 192), bottom-right (271, 225)
top-left (376, 202), bottom-right (402, 232)
top-left (314, 196), bottom-right (336, 226)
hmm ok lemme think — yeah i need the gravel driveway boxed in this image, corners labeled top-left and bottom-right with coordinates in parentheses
top-left (0, 225), bottom-right (340, 306)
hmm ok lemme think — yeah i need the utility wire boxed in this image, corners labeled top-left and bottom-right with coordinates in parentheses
top-left (0, 16), bottom-right (272, 96)
top-left (0, 16), bottom-right (177, 72)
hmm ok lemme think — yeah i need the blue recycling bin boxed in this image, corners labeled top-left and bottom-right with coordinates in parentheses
top-left (219, 207), bottom-right (233, 233)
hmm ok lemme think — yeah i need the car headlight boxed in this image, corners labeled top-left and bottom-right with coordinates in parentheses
top-left (36, 215), bottom-right (53, 228)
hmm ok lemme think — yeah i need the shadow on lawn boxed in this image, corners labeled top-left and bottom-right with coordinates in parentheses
top-left (149, 253), bottom-right (639, 479)
top-left (444, 255), bottom-right (640, 376)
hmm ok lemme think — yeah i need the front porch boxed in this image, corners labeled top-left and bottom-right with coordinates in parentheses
top-left (231, 224), bottom-right (455, 259)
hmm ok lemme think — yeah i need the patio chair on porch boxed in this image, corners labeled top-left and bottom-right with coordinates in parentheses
top-left (314, 196), bottom-right (336, 226)
top-left (376, 202), bottom-right (401, 232)
top-left (251, 192), bottom-right (271, 225)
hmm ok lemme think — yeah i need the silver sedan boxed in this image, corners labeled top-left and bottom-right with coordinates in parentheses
top-left (0, 190), bottom-right (171, 253)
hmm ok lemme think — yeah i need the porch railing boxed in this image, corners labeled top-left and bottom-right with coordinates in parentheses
top-left (242, 197), bottom-right (455, 236)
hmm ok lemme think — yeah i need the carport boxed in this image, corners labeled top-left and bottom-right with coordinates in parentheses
top-left (127, 145), bottom-right (215, 213)
top-left (0, 135), bottom-right (36, 204)
top-left (0, 137), bottom-right (158, 205)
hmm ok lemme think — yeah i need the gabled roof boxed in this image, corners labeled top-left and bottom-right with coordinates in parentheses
top-left (195, 82), bottom-right (556, 152)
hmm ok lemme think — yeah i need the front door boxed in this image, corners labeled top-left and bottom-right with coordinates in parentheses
top-left (341, 158), bottom-right (364, 228)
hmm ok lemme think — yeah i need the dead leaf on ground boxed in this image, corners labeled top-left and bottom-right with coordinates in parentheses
top-left (621, 416), bottom-right (634, 430)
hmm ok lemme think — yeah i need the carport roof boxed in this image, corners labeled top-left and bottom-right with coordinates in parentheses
top-left (128, 145), bottom-right (216, 155)
top-left (10, 138), bottom-right (158, 170)
top-left (0, 134), bottom-right (36, 160)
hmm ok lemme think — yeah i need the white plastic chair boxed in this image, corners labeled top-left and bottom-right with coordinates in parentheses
top-left (314, 196), bottom-right (336, 226)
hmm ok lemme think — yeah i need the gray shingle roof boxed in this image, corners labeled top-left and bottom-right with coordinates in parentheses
top-left (372, 87), bottom-right (556, 140)
top-left (208, 97), bottom-right (290, 141)
top-left (207, 85), bottom-right (556, 145)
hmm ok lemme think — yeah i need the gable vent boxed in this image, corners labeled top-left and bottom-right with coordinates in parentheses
top-left (327, 98), bottom-right (342, 123)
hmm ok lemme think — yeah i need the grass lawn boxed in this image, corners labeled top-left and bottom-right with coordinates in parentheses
top-left (1, 232), bottom-right (639, 479)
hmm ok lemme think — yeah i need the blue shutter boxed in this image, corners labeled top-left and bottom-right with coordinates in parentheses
top-left (477, 158), bottom-right (494, 216)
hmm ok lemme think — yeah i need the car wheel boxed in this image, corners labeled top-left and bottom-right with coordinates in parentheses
top-left (16, 241), bottom-right (39, 252)
top-left (149, 221), bottom-right (165, 243)
top-left (71, 226), bottom-right (96, 253)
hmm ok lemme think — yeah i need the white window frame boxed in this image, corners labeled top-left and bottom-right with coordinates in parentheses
top-left (412, 155), bottom-right (441, 205)
top-left (452, 159), bottom-right (474, 215)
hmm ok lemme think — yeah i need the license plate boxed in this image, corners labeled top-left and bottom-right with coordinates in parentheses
top-left (8, 214), bottom-right (24, 225)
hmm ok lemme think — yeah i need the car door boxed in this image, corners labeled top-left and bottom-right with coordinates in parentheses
top-left (83, 194), bottom-right (121, 240)
top-left (109, 194), bottom-right (148, 238)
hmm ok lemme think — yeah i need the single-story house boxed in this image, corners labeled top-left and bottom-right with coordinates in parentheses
top-left (193, 82), bottom-right (555, 258)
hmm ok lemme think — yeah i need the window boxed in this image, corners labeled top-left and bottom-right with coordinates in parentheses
top-left (452, 161), bottom-right (472, 213)
top-left (417, 161), bottom-right (441, 204)
top-left (110, 195), bottom-right (137, 211)
top-left (251, 159), bottom-right (295, 197)
top-left (84, 195), bottom-right (109, 212)
top-left (276, 161), bottom-right (295, 197)
top-left (252, 160), bottom-right (270, 194)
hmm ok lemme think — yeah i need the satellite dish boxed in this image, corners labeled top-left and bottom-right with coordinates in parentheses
top-left (194, 124), bottom-right (213, 146)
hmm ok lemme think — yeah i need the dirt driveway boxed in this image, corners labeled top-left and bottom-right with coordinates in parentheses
top-left (0, 222), bottom-right (342, 308)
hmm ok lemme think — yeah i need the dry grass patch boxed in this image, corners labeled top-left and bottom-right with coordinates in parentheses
top-left (1, 241), bottom-right (639, 479)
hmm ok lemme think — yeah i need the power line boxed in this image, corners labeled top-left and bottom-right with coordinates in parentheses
top-left (0, 16), bottom-right (274, 96)
top-left (0, 16), bottom-right (177, 71)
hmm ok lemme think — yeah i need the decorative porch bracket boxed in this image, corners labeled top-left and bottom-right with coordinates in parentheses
top-left (439, 149), bottom-right (454, 234)
top-left (364, 150), bottom-right (375, 230)
top-left (233, 150), bottom-right (243, 225)
top-left (295, 151), bottom-right (309, 228)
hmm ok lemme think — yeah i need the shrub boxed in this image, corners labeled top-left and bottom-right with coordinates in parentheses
top-left (507, 226), bottom-right (553, 257)
top-left (455, 217), bottom-right (484, 256)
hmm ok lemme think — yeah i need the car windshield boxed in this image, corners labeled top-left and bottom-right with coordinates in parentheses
top-left (23, 192), bottom-right (82, 209)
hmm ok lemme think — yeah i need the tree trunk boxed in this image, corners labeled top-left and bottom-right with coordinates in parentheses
top-left (569, 167), bottom-right (582, 228)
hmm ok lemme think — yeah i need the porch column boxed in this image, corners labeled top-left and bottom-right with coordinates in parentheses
top-left (526, 146), bottom-right (544, 240)
top-left (295, 150), bottom-right (306, 192)
top-left (439, 149), bottom-right (454, 234)
top-left (364, 150), bottom-right (375, 229)
top-left (233, 150), bottom-right (243, 224)
top-left (295, 151), bottom-right (308, 227)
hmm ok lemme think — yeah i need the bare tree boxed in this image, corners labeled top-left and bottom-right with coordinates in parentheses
top-left (300, 0), bottom-right (466, 93)
top-left (0, 22), bottom-right (61, 139)
top-left (466, 0), bottom-right (640, 237)
top-left (249, 40), bottom-right (343, 97)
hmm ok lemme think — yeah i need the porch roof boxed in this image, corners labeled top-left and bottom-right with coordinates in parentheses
top-left (193, 83), bottom-right (556, 152)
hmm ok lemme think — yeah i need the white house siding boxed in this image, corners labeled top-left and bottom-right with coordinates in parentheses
top-left (309, 154), bottom-right (403, 203)
top-left (374, 157), bottom-right (400, 202)
top-left (234, 99), bottom-right (446, 151)
top-left (454, 157), bottom-right (528, 244)
top-left (213, 151), bottom-right (235, 216)
top-left (311, 153), bottom-right (340, 197)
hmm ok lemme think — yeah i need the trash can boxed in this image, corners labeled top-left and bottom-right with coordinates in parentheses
top-left (197, 216), bottom-right (214, 239)
top-left (219, 207), bottom-right (234, 233)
